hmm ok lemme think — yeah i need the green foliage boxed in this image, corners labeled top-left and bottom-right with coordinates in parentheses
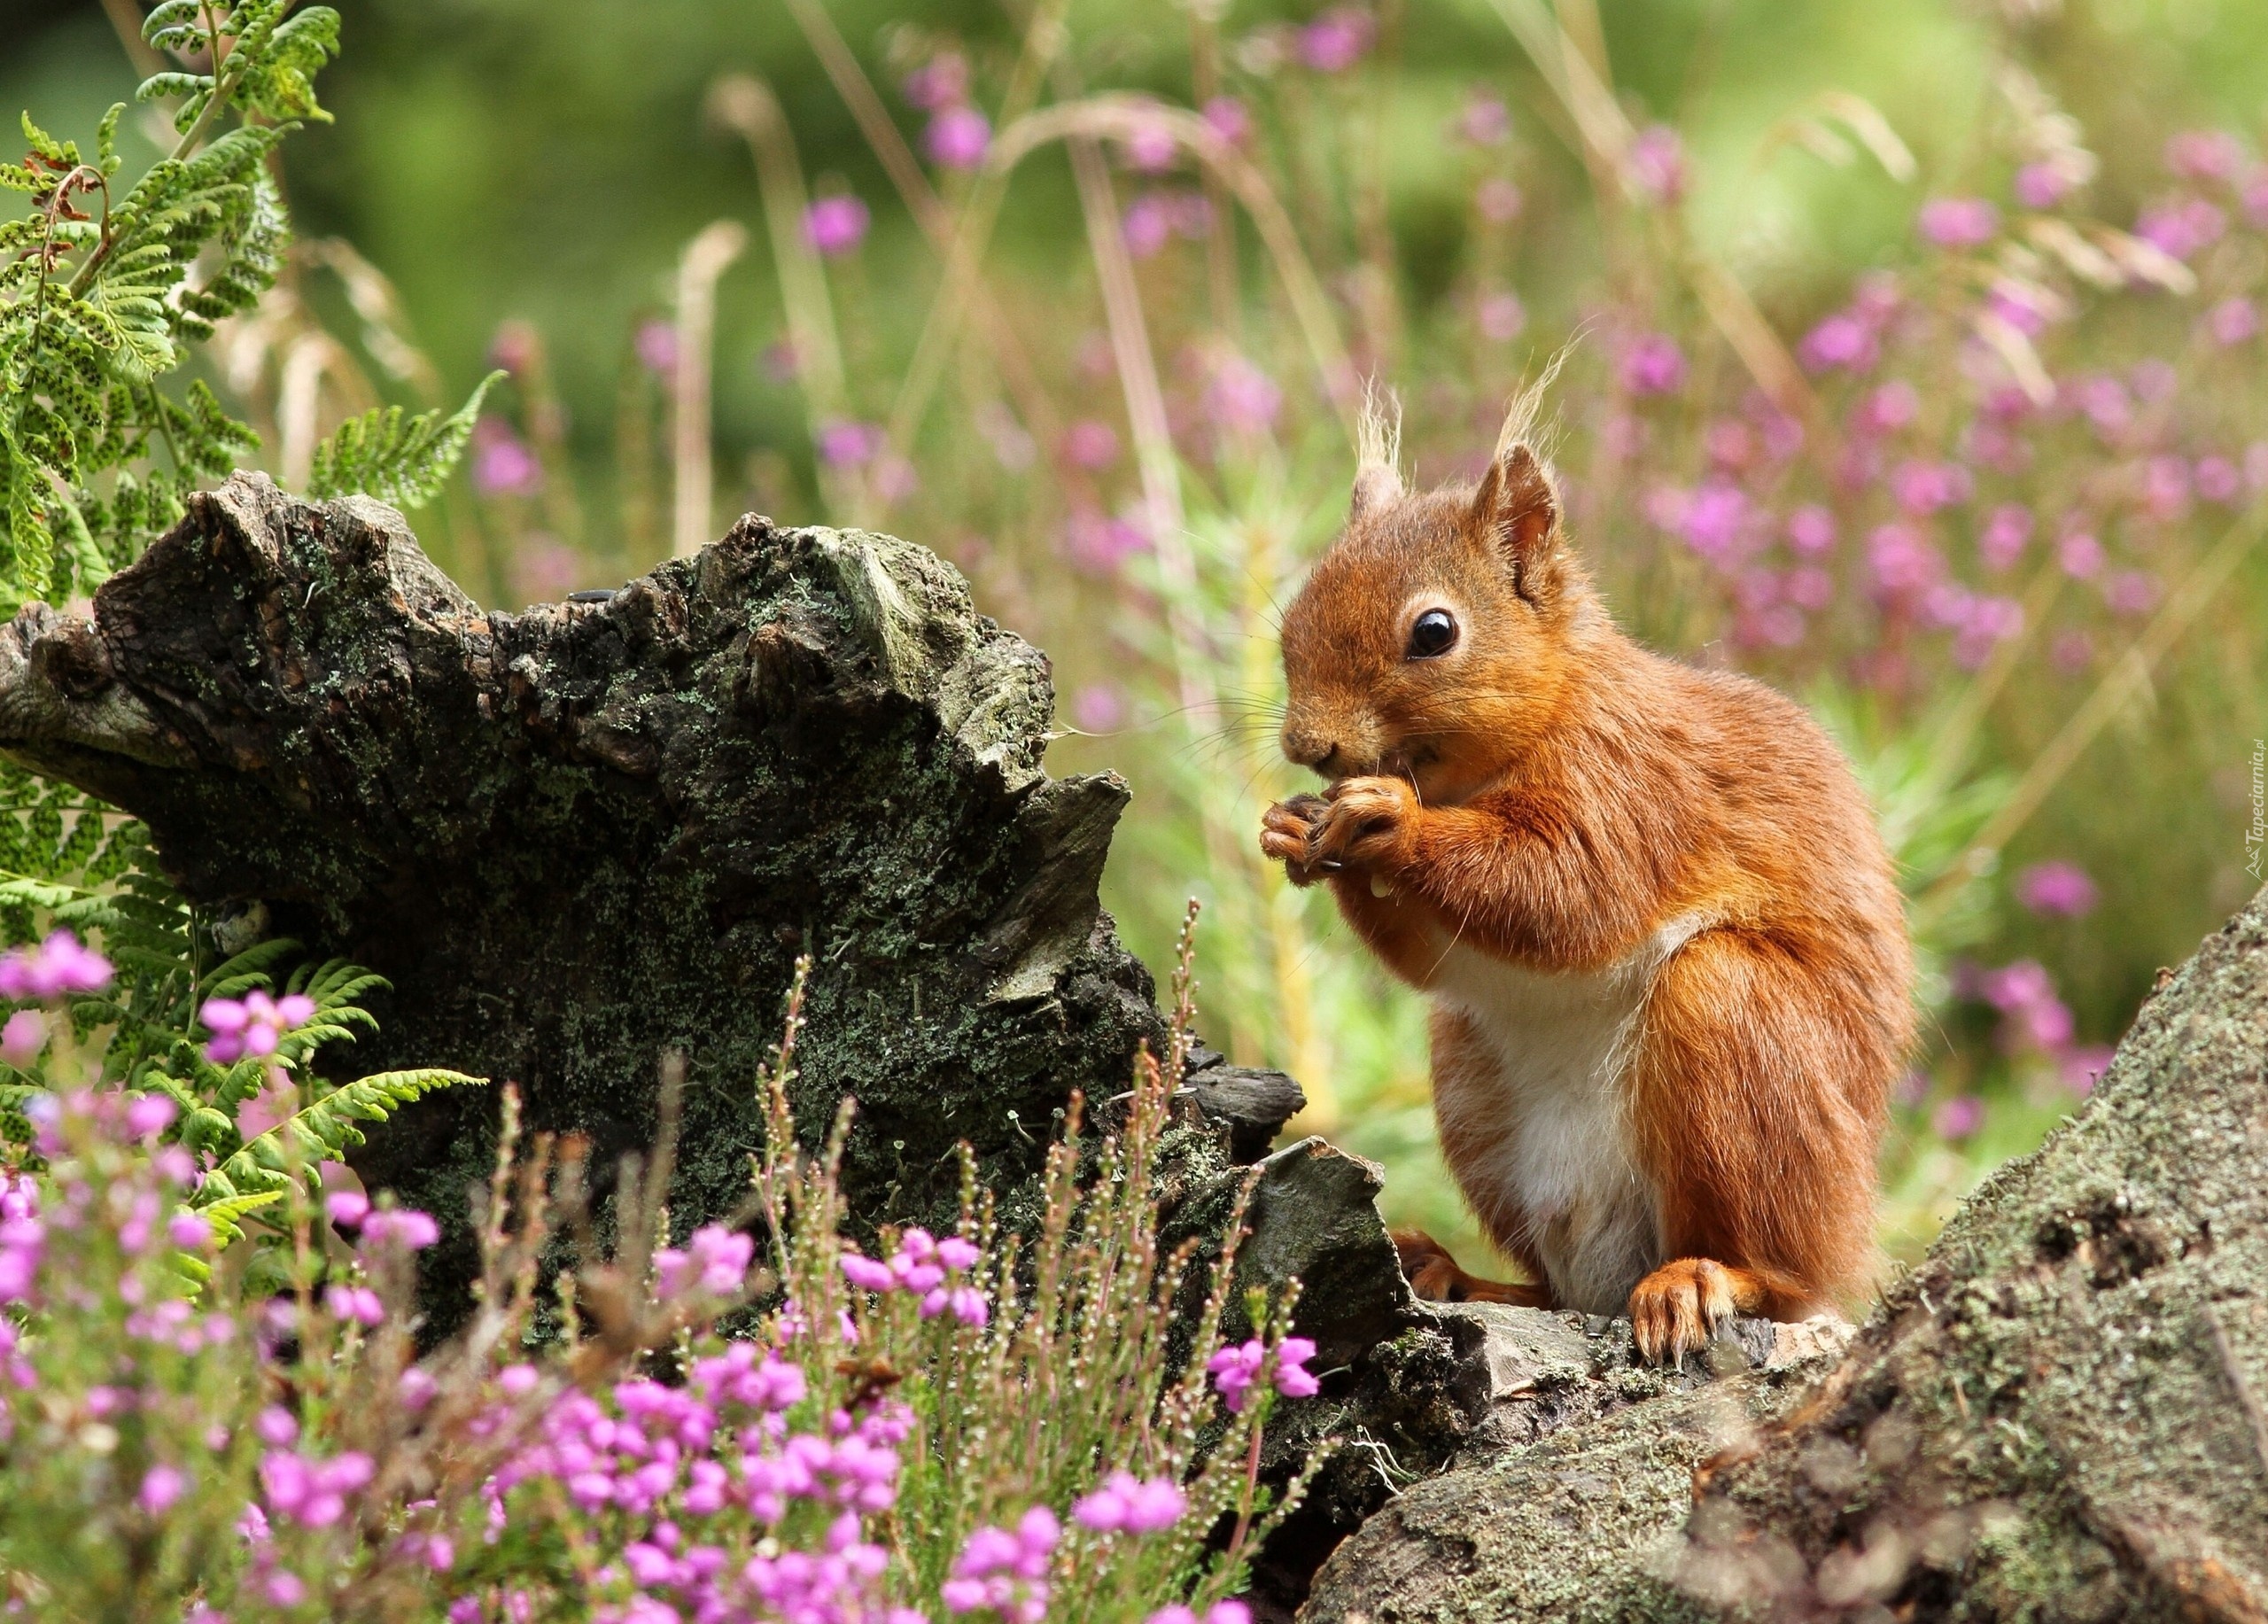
top-left (198, 1068), bottom-right (485, 1216)
top-left (308, 369), bottom-right (503, 509)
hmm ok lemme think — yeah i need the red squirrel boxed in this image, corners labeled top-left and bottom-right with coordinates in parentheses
top-left (1259, 394), bottom-right (1913, 1363)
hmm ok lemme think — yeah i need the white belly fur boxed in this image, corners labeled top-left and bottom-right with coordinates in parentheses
top-left (1426, 916), bottom-right (1706, 1315)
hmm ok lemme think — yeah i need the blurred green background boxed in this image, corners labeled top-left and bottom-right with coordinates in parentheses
top-left (6, 0), bottom-right (2264, 1282)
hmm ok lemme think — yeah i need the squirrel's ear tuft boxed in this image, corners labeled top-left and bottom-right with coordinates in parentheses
top-left (1349, 381), bottom-right (1405, 519)
top-left (1472, 442), bottom-right (1560, 595)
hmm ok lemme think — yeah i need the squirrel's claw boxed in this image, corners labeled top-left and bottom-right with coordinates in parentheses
top-left (1627, 1258), bottom-right (1744, 1365)
top-left (1260, 796), bottom-right (1332, 884)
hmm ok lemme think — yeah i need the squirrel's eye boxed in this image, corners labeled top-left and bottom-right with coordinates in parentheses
top-left (1406, 609), bottom-right (1458, 659)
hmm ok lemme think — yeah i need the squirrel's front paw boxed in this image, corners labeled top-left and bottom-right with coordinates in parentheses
top-left (1260, 794), bottom-right (1332, 885)
top-left (1308, 775), bottom-right (1418, 874)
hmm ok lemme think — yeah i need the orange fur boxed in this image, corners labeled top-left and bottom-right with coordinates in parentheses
top-left (1259, 430), bottom-right (1913, 1363)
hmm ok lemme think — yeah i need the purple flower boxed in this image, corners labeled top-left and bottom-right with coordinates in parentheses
top-left (2015, 162), bottom-right (2074, 210)
top-left (2195, 455), bottom-right (2242, 505)
top-left (1202, 97), bottom-right (1251, 148)
top-left (1122, 195), bottom-right (1174, 260)
top-left (2206, 297), bottom-right (2259, 346)
top-left (1458, 95), bottom-right (1510, 146)
top-left (167, 1210), bottom-right (210, 1249)
top-left (1619, 333), bottom-right (1687, 397)
top-left (1977, 503), bottom-right (2032, 571)
top-left (471, 419), bottom-right (540, 497)
top-left (326, 1189), bottom-right (370, 1229)
top-left (1298, 7), bottom-right (1376, 74)
top-left (1888, 459), bottom-right (1972, 517)
top-left (1074, 1471), bottom-right (1188, 1535)
top-left (945, 1507), bottom-right (1058, 1618)
top-left (841, 1252), bottom-right (895, 1293)
top-left (200, 989), bottom-right (316, 1066)
top-left (926, 106), bottom-right (992, 171)
top-left (2135, 198), bottom-right (2225, 260)
top-left (0, 1010), bottom-right (43, 1069)
top-left (361, 1208), bottom-right (439, 1249)
top-left (325, 1284), bottom-right (384, 1326)
top-left (1149, 1606), bottom-right (1251, 1624)
top-left (1062, 510), bottom-right (1151, 575)
top-left (0, 930), bottom-right (113, 1001)
top-left (2104, 569), bottom-right (2159, 617)
top-left (804, 196), bottom-right (871, 257)
top-left (1625, 124), bottom-right (1686, 206)
top-left (1060, 419), bottom-right (1120, 470)
top-left (1798, 313), bottom-right (1878, 376)
top-left (1917, 197), bottom-right (2000, 249)
top-left (1475, 177), bottom-right (1524, 224)
top-left (1951, 594), bottom-right (2023, 670)
top-left (1867, 524), bottom-right (1943, 601)
top-left (1203, 353), bottom-right (1282, 437)
top-left (634, 320), bottom-right (678, 377)
top-left (2055, 532), bottom-right (2102, 580)
top-left (1122, 115), bottom-right (1177, 174)
top-left (2163, 129), bottom-right (2246, 182)
top-left (1856, 380), bottom-right (1919, 436)
top-left (904, 53), bottom-right (969, 113)
top-left (1477, 291), bottom-right (1526, 341)
top-left (137, 1465), bottom-right (186, 1516)
top-left (2015, 860), bottom-right (2098, 918)
top-left (817, 420), bottom-right (886, 468)
top-left (1785, 505), bottom-right (1836, 557)
top-left (1275, 1334), bottom-right (1320, 1398)
top-left (2061, 1045), bottom-right (2115, 1097)
top-left (654, 1224), bottom-right (753, 1297)
top-left (1931, 1095), bottom-right (1984, 1142)
top-left (1072, 684), bottom-right (1125, 733)
top-left (1208, 1334), bottom-right (1320, 1412)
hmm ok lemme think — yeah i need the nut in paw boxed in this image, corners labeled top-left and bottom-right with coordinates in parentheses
top-left (1309, 775), bottom-right (1418, 873)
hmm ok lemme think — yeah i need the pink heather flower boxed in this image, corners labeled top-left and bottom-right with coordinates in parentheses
top-left (2015, 162), bottom-right (2073, 210)
top-left (1475, 177), bottom-right (1524, 224)
top-left (634, 320), bottom-right (678, 377)
top-left (1275, 1334), bottom-right (1321, 1398)
top-left (361, 1208), bottom-right (439, 1249)
top-left (0, 1010), bottom-right (43, 1069)
top-left (1917, 197), bottom-right (2000, 249)
top-left (1060, 419), bottom-right (1120, 470)
top-left (936, 1234), bottom-right (981, 1271)
top-left (1203, 353), bottom-right (1282, 437)
top-left (2246, 170), bottom-right (2268, 229)
top-left (2195, 456), bottom-right (2242, 505)
top-left (2131, 357), bottom-right (2178, 404)
top-left (1208, 1340), bottom-right (1263, 1411)
top-left (2135, 198), bottom-right (2225, 260)
top-left (1459, 95), bottom-right (1510, 146)
top-left (1676, 482), bottom-right (1753, 567)
top-left (167, 1210), bottom-right (210, 1249)
top-left (1785, 505), bottom-right (1836, 557)
top-left (126, 1092), bottom-right (176, 1138)
top-left (324, 1285), bottom-right (384, 1326)
top-left (1062, 510), bottom-right (1151, 574)
top-left (2057, 532), bottom-right (2103, 579)
top-left (1478, 291), bottom-right (1526, 341)
top-left (1202, 97), bottom-right (1250, 148)
top-left (2104, 569), bottom-right (2159, 616)
top-left (1625, 124), bottom-right (1686, 206)
top-left (137, 1464), bottom-right (186, 1516)
top-left (2163, 129), bottom-right (2246, 182)
top-left (1798, 313), bottom-right (1878, 375)
top-left (1619, 333), bottom-right (1686, 397)
top-left (2142, 455), bottom-right (2191, 521)
top-left (2015, 860), bottom-right (2098, 918)
top-left (255, 1405), bottom-right (299, 1448)
top-left (1074, 1471), bottom-right (1188, 1535)
top-left (1952, 594), bottom-right (2023, 670)
top-left (0, 930), bottom-right (113, 1001)
top-left (326, 1189), bottom-right (370, 1229)
top-left (1867, 524), bottom-right (1942, 601)
top-left (1122, 195), bottom-right (1174, 259)
top-left (1298, 7), bottom-right (1376, 73)
top-left (1978, 503), bottom-right (2033, 571)
top-left (1150, 1607), bottom-right (1253, 1624)
top-left (841, 1253), bottom-right (895, 1293)
top-left (1857, 380), bottom-right (1919, 436)
top-left (1072, 683), bottom-right (1125, 733)
top-left (817, 420), bottom-right (886, 468)
top-left (2206, 297), bottom-right (2259, 346)
top-left (654, 1224), bottom-right (752, 1297)
top-left (497, 1362), bottom-right (539, 1398)
top-left (804, 196), bottom-right (871, 257)
top-left (200, 990), bottom-right (316, 1065)
top-left (1122, 115), bottom-right (1177, 173)
top-left (1888, 459), bottom-right (1972, 517)
top-left (471, 419), bottom-right (540, 497)
top-left (1784, 565), bottom-right (1833, 611)
top-left (399, 1367), bottom-right (438, 1410)
top-left (1932, 1095), bottom-right (1985, 1141)
top-left (2061, 1045), bottom-right (2115, 1096)
top-left (903, 53), bottom-right (968, 113)
top-left (926, 106), bottom-right (992, 170)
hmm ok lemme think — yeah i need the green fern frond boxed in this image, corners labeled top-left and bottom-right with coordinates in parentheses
top-left (307, 370), bottom-right (502, 509)
top-left (205, 1068), bottom-right (486, 1201)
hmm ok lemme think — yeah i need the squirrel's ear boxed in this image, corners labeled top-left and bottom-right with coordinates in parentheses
top-left (1349, 383), bottom-right (1405, 519)
top-left (1471, 443), bottom-right (1560, 596)
top-left (1349, 462), bottom-right (1403, 519)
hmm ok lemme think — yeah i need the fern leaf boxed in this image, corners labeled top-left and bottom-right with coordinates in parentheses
top-left (306, 370), bottom-right (502, 509)
top-left (213, 1068), bottom-right (486, 1193)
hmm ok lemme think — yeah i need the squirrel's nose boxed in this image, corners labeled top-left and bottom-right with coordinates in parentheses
top-left (1282, 727), bottom-right (1339, 772)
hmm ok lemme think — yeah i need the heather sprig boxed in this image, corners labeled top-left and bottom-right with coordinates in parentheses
top-left (0, 917), bottom-right (1325, 1621)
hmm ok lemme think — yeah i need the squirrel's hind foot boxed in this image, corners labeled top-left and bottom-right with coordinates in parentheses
top-left (1391, 1229), bottom-right (1551, 1308)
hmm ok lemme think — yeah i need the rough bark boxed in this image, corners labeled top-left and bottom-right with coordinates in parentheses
top-left (1301, 886), bottom-right (2268, 1624)
top-left (0, 472), bottom-right (1177, 1323)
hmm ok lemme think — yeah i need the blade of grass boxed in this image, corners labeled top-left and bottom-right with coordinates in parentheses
top-left (671, 221), bottom-right (747, 559)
